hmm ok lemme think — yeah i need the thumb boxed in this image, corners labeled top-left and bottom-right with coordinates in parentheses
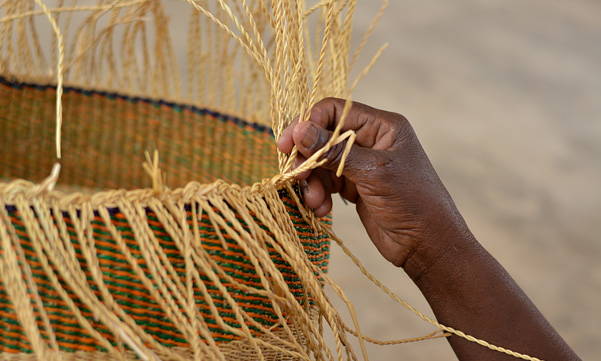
top-left (292, 121), bottom-right (376, 183)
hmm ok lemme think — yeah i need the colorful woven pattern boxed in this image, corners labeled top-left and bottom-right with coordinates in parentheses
top-left (0, 79), bottom-right (331, 354)
top-left (0, 195), bottom-right (330, 353)
top-left (0, 1), bottom-right (546, 359)
top-left (0, 76), bottom-right (277, 189)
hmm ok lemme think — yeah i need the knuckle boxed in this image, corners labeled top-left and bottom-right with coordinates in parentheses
top-left (314, 97), bottom-right (339, 112)
top-left (311, 97), bottom-right (346, 127)
top-left (319, 96), bottom-right (344, 106)
top-left (363, 111), bottom-right (382, 133)
top-left (309, 105), bottom-right (323, 121)
top-left (385, 112), bottom-right (409, 131)
top-left (317, 97), bottom-right (345, 112)
top-left (385, 113), bottom-right (415, 146)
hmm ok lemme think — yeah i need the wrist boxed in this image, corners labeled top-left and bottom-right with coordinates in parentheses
top-left (402, 219), bottom-right (481, 284)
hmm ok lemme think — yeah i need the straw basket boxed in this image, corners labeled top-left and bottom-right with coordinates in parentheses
top-left (0, 1), bottom-right (380, 360)
top-left (0, 75), bottom-right (334, 360)
top-left (0, 1), bottom-right (543, 361)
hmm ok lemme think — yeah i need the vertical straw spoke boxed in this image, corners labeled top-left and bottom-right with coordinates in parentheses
top-left (0, 1), bottom-right (544, 361)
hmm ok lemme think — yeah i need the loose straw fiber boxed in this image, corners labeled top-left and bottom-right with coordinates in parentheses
top-left (0, 1), bottom-right (543, 361)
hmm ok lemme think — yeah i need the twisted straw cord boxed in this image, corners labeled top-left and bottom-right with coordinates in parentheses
top-left (182, 0), bottom-right (272, 82)
top-left (0, 153), bottom-right (548, 361)
top-left (320, 223), bottom-right (545, 361)
top-left (349, 0), bottom-right (388, 69)
top-left (0, 2), bottom-right (549, 360)
top-left (0, 208), bottom-right (53, 359)
top-left (32, 0), bottom-right (64, 159)
top-left (274, 129), bottom-right (357, 188)
top-left (342, 326), bottom-right (449, 346)
top-left (0, 0), bottom-right (148, 23)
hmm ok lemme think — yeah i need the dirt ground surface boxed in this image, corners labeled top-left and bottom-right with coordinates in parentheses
top-left (327, 1), bottom-right (600, 360)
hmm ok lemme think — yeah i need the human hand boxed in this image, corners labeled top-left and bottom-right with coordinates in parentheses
top-left (278, 99), bottom-right (582, 361)
top-left (277, 98), bottom-right (474, 276)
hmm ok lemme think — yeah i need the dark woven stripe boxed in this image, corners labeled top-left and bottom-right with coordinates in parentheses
top-left (0, 192), bottom-right (331, 352)
top-left (0, 76), bottom-right (274, 136)
top-left (0, 76), bottom-right (328, 352)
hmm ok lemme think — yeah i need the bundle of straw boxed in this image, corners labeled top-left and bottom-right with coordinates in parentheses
top-left (0, 1), bottom-right (544, 360)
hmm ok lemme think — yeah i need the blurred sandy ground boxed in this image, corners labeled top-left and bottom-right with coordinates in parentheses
top-left (327, 1), bottom-right (600, 360)
top-left (162, 0), bottom-right (601, 359)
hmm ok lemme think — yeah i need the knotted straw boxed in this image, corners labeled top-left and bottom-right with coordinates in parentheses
top-left (0, 1), bottom-right (544, 360)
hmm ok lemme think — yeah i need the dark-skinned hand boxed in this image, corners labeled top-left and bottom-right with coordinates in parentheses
top-left (277, 97), bottom-right (470, 274)
top-left (277, 97), bottom-right (580, 361)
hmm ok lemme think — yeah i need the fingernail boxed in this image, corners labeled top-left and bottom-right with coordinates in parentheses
top-left (301, 123), bottom-right (319, 149)
top-left (301, 180), bottom-right (309, 193)
top-left (299, 180), bottom-right (308, 203)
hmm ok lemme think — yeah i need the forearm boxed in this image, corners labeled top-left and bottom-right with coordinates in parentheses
top-left (280, 99), bottom-right (580, 360)
top-left (405, 231), bottom-right (580, 361)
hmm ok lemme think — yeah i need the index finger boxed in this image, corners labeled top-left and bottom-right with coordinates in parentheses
top-left (277, 119), bottom-right (298, 154)
top-left (307, 97), bottom-right (387, 148)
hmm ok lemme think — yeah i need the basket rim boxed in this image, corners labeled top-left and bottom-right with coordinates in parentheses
top-left (0, 74), bottom-right (290, 208)
top-left (0, 178), bottom-right (291, 208)
top-left (0, 74), bottom-right (275, 136)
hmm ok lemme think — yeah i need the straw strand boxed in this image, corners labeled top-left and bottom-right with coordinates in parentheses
top-left (0, 1), bottom-right (546, 361)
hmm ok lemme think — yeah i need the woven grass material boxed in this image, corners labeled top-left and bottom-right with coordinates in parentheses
top-left (0, 1), bottom-right (543, 361)
top-left (0, 79), bottom-right (333, 360)
top-left (0, 76), bottom-right (277, 189)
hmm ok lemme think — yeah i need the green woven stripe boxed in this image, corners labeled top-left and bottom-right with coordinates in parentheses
top-left (0, 80), bottom-right (278, 188)
top-left (0, 80), bottom-right (331, 352)
top-left (1, 191), bottom-right (331, 352)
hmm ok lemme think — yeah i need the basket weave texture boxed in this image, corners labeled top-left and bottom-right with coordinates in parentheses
top-left (0, 78), bottom-right (332, 359)
top-left (0, 76), bottom-right (277, 189)
top-left (0, 1), bottom-right (543, 361)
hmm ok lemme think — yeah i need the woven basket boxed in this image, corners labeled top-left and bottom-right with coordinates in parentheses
top-left (0, 2), bottom-right (548, 361)
top-left (0, 1), bottom-right (366, 360)
top-left (0, 76), bottom-right (332, 360)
